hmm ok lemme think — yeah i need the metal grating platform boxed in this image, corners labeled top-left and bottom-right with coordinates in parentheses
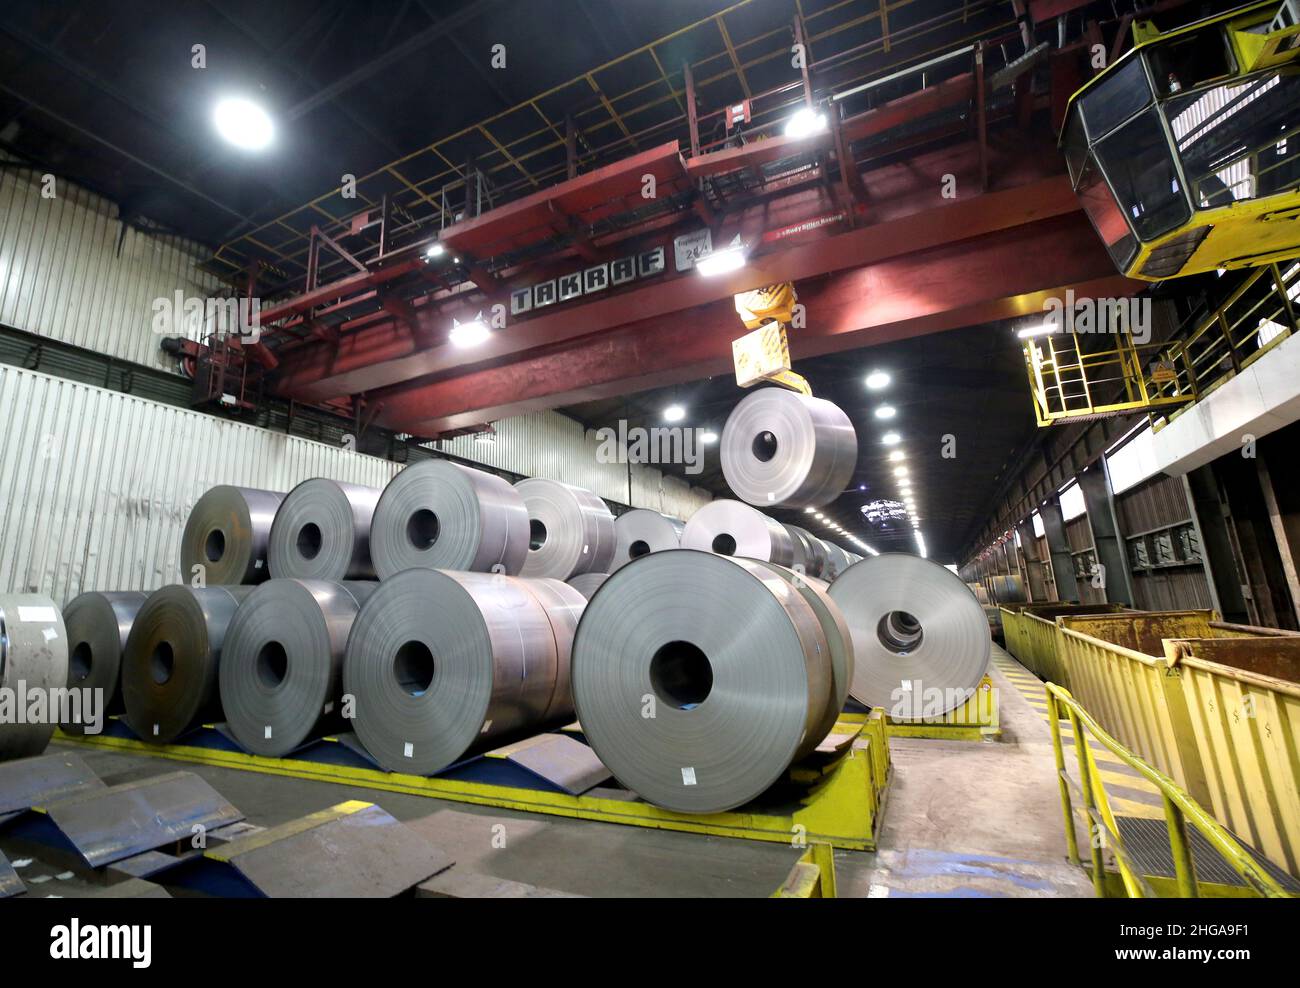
top-left (1115, 816), bottom-right (1300, 893)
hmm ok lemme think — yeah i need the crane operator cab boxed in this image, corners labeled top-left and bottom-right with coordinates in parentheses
top-left (1061, 0), bottom-right (1300, 280)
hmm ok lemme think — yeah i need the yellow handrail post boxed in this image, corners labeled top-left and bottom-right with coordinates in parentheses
top-left (1046, 688), bottom-right (1081, 867)
top-left (1071, 704), bottom-right (1109, 898)
top-left (1162, 793), bottom-right (1199, 899)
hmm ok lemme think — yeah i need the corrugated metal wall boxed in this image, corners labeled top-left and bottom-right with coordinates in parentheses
top-left (1114, 474), bottom-right (1214, 611)
top-left (0, 365), bottom-right (400, 605)
top-left (0, 157), bottom-right (216, 373)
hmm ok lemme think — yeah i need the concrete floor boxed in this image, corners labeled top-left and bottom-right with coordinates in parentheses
top-left (6, 644), bottom-right (1095, 898)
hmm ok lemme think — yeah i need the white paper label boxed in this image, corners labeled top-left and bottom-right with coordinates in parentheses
top-left (264, 726), bottom-right (272, 739)
top-left (481, 720), bottom-right (493, 733)
top-left (153, 724), bottom-right (160, 736)
top-left (899, 680), bottom-right (912, 691)
top-left (17, 606), bottom-right (57, 623)
top-left (323, 701), bottom-right (334, 714)
top-left (681, 766), bottom-right (697, 786)
top-left (403, 742), bottom-right (414, 758)
top-left (255, 559), bottom-right (264, 569)
top-left (582, 544), bottom-right (589, 554)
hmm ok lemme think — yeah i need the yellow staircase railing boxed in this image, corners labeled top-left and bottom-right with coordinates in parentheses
top-left (1045, 683), bottom-right (1294, 898)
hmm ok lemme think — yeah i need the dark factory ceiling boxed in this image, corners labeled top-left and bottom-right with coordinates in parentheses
top-left (562, 320), bottom-right (1038, 564)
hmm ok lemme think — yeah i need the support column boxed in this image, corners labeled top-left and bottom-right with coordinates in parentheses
top-left (1041, 496), bottom-right (1080, 602)
top-left (1256, 447), bottom-right (1300, 628)
top-left (1077, 461), bottom-right (1136, 606)
top-left (1184, 467), bottom-right (1243, 621)
top-left (1017, 519), bottom-right (1049, 601)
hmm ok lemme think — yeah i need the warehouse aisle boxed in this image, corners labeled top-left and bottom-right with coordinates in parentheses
top-left (834, 645), bottom-right (1098, 898)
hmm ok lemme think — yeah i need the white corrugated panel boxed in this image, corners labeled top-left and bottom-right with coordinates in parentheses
top-left (0, 365), bottom-right (399, 604)
top-left (0, 158), bottom-right (216, 372)
top-left (439, 409), bottom-right (713, 517)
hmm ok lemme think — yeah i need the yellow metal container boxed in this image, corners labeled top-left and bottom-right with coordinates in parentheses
top-left (1166, 636), bottom-right (1300, 878)
top-left (1000, 602), bottom-right (1131, 682)
top-left (1056, 611), bottom-right (1293, 834)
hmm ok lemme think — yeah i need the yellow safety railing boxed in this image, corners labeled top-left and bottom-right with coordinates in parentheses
top-left (1150, 261), bottom-right (1300, 431)
top-left (1045, 683), bottom-right (1293, 899)
top-left (771, 842), bottom-right (837, 898)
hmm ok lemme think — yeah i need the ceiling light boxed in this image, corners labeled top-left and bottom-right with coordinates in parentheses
top-left (893, 467), bottom-right (908, 477)
top-left (784, 106), bottom-right (827, 139)
top-left (1016, 321), bottom-right (1061, 339)
top-left (874, 405), bottom-right (897, 420)
top-left (864, 370), bottom-right (891, 390)
top-left (881, 432), bottom-right (901, 445)
top-left (449, 314), bottom-right (490, 347)
top-left (473, 432), bottom-right (496, 444)
top-left (815, 513), bottom-right (824, 519)
top-left (663, 404), bottom-right (686, 423)
top-left (425, 243), bottom-right (445, 258)
top-left (696, 237), bottom-right (747, 277)
top-left (804, 507), bottom-right (816, 514)
top-left (213, 98), bottom-right (274, 150)
top-left (700, 429), bottom-right (718, 444)
top-left (888, 450), bottom-right (904, 462)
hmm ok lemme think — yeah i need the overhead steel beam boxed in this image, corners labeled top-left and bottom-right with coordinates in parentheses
top-left (368, 213), bottom-right (1136, 435)
top-left (273, 166), bottom-right (1089, 401)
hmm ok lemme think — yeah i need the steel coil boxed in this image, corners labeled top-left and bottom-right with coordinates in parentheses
top-left (570, 550), bottom-right (835, 813)
top-left (0, 595), bottom-right (68, 761)
top-left (828, 554), bottom-right (990, 718)
top-left (370, 459), bottom-right (529, 578)
top-left (567, 572), bottom-right (610, 600)
top-left (720, 388), bottom-right (857, 508)
top-left (219, 579), bottom-right (377, 757)
top-left (611, 509), bottom-right (683, 571)
top-left (821, 540), bottom-right (853, 580)
top-left (515, 479), bottom-right (616, 580)
top-left (517, 577), bottom-right (587, 723)
top-left (680, 499), bottom-right (794, 565)
top-left (121, 585), bottom-right (253, 744)
top-left (343, 569), bottom-right (571, 775)
top-left (782, 523), bottom-right (809, 573)
top-left (989, 574), bottom-right (1027, 604)
top-left (60, 591), bottom-right (148, 734)
top-left (268, 479), bottom-right (380, 581)
top-left (180, 486), bottom-right (284, 585)
top-left (785, 525), bottom-right (827, 578)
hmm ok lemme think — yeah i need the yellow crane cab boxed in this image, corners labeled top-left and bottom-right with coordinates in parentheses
top-left (1061, 0), bottom-right (1300, 280)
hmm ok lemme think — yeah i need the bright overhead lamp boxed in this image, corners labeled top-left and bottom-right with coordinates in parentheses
top-left (449, 313), bottom-right (490, 347)
top-left (893, 467), bottom-right (908, 477)
top-left (473, 432), bottom-right (496, 444)
top-left (696, 235), bottom-right (747, 277)
top-left (874, 405), bottom-right (897, 420)
top-left (663, 404), bottom-right (686, 423)
top-left (213, 98), bottom-right (274, 150)
top-left (864, 370), bottom-right (891, 390)
top-left (881, 431), bottom-right (901, 445)
top-left (784, 106), bottom-right (828, 139)
top-left (888, 450), bottom-right (905, 462)
top-left (699, 429), bottom-right (718, 444)
top-left (1017, 321), bottom-right (1061, 339)
top-left (425, 243), bottom-right (445, 258)
top-left (804, 507), bottom-right (816, 514)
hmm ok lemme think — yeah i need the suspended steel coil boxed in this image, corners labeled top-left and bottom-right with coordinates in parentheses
top-left (828, 553), bottom-right (990, 719)
top-left (610, 509), bottom-right (683, 571)
top-left (680, 499), bottom-right (794, 565)
top-left (268, 479), bottom-right (380, 581)
top-left (343, 569), bottom-right (576, 775)
top-left (515, 479), bottom-right (616, 580)
top-left (180, 486), bottom-right (284, 585)
top-left (219, 579), bottom-right (377, 757)
top-left (60, 591), bottom-right (148, 735)
top-left (570, 550), bottom-right (836, 813)
top-left (0, 594), bottom-right (68, 761)
top-left (720, 389), bottom-right (857, 508)
top-left (370, 459), bottom-right (529, 578)
top-left (121, 585), bottom-right (253, 744)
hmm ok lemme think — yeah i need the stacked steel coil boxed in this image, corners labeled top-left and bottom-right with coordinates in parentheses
top-left (610, 509), bottom-right (683, 571)
top-left (180, 486), bottom-right (284, 584)
top-left (720, 389), bottom-right (857, 508)
top-left (370, 459), bottom-right (529, 577)
top-left (567, 572), bottom-right (611, 600)
top-left (120, 585), bottom-right (253, 744)
top-left (828, 553), bottom-right (990, 719)
top-left (680, 499), bottom-right (795, 565)
top-left (60, 590), bottom-right (149, 734)
top-left (268, 478), bottom-right (380, 581)
top-left (570, 550), bottom-right (848, 813)
top-left (515, 478), bottom-right (616, 580)
top-left (785, 525), bottom-right (828, 578)
top-left (219, 579), bottom-right (377, 757)
top-left (0, 594), bottom-right (68, 761)
top-left (342, 569), bottom-right (585, 775)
